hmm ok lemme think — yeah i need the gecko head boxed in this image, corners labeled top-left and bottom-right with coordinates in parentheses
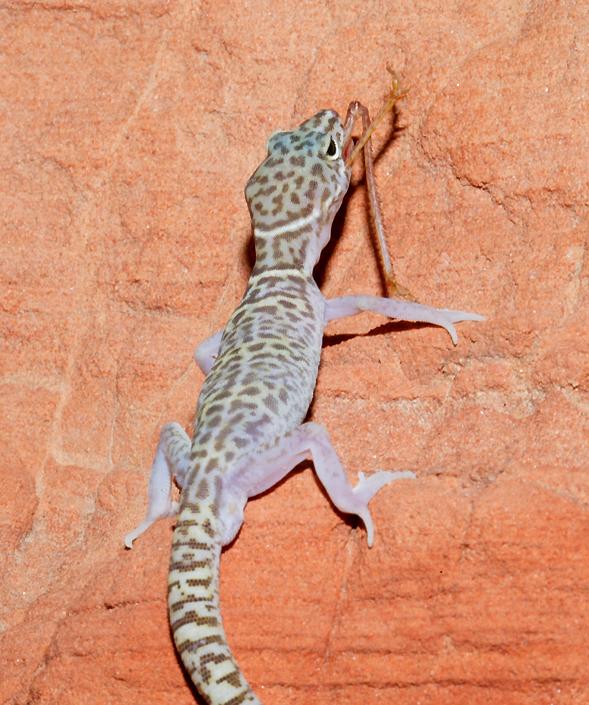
top-left (245, 110), bottom-right (351, 272)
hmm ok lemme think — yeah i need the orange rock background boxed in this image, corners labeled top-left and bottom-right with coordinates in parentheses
top-left (1, 1), bottom-right (588, 704)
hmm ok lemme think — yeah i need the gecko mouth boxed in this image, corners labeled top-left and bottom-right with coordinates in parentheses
top-left (342, 136), bottom-right (355, 163)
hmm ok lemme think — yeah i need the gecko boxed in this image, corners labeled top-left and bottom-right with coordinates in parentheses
top-left (125, 98), bottom-right (484, 705)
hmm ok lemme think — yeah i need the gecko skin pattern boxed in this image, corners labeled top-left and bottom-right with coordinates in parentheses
top-left (125, 110), bottom-right (484, 705)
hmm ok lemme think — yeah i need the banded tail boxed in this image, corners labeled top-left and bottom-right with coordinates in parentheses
top-left (168, 502), bottom-right (262, 705)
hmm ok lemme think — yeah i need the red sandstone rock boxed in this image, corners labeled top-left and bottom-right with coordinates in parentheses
top-left (1, 1), bottom-right (588, 704)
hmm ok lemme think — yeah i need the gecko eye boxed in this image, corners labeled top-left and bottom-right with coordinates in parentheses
top-left (325, 137), bottom-right (339, 160)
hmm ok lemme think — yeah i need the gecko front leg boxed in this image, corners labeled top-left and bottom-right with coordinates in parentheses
top-left (193, 329), bottom-right (223, 375)
top-left (222, 421), bottom-right (414, 547)
top-left (325, 295), bottom-right (484, 345)
top-left (124, 422), bottom-right (191, 548)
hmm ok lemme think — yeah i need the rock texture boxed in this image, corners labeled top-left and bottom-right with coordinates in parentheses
top-left (1, 1), bottom-right (588, 704)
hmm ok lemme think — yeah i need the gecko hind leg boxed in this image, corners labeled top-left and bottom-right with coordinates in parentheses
top-left (124, 422), bottom-right (191, 548)
top-left (228, 421), bottom-right (415, 547)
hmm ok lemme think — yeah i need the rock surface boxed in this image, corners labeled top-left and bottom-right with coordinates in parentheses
top-left (1, 1), bottom-right (588, 704)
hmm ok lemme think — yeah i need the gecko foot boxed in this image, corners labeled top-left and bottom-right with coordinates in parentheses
top-left (353, 470), bottom-right (416, 547)
top-left (124, 499), bottom-right (180, 549)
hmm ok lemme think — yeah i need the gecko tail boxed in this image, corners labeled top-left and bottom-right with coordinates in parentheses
top-left (168, 503), bottom-right (262, 705)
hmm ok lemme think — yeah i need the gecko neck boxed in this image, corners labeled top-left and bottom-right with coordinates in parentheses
top-left (251, 223), bottom-right (326, 277)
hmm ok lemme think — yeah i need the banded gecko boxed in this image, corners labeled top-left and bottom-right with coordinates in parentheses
top-left (125, 103), bottom-right (483, 705)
